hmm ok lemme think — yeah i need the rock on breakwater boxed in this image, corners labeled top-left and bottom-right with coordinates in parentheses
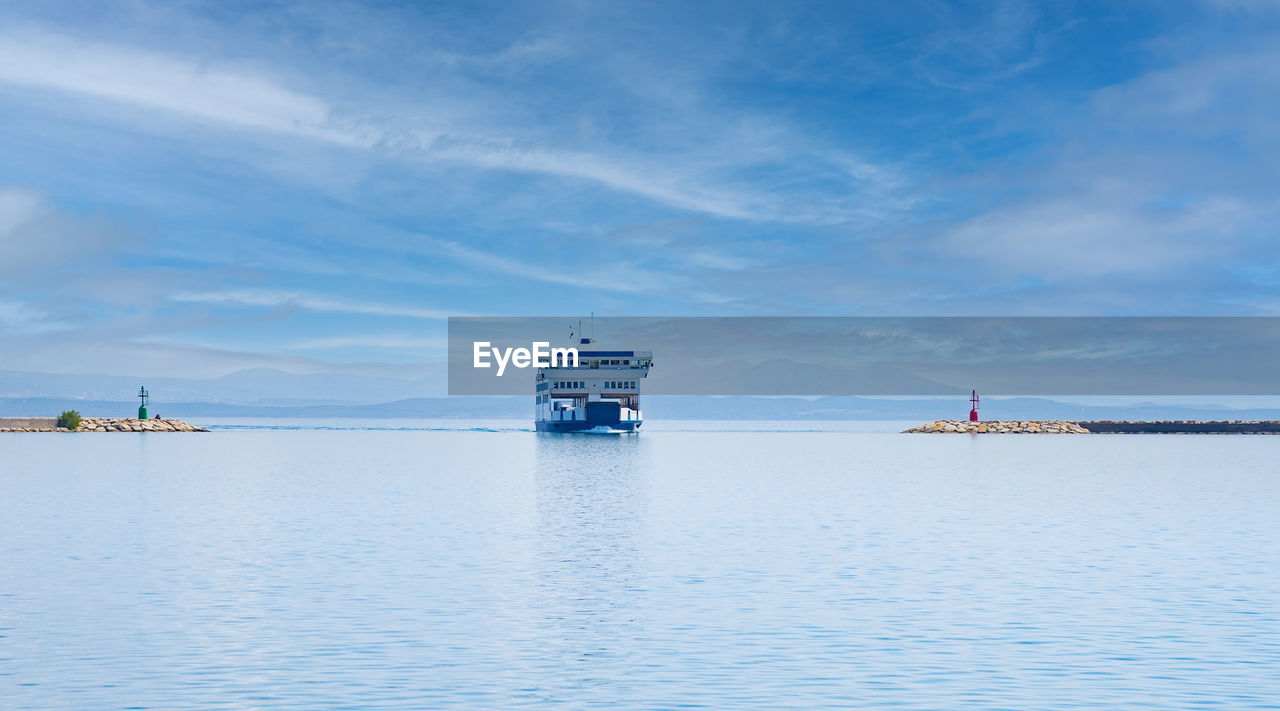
top-left (903, 420), bottom-right (1091, 434)
top-left (78, 418), bottom-right (207, 432)
top-left (0, 417), bottom-right (207, 432)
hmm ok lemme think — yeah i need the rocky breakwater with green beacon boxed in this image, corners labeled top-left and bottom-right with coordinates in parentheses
top-left (0, 417), bottom-right (207, 432)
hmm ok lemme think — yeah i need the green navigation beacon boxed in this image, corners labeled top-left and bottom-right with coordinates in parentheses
top-left (138, 386), bottom-right (149, 420)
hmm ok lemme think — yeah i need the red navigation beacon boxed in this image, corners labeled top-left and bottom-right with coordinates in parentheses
top-left (969, 389), bottom-right (980, 422)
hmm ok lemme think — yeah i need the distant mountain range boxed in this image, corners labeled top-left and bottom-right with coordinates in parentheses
top-left (4, 368), bottom-right (1278, 421)
top-left (0, 368), bottom-right (444, 406)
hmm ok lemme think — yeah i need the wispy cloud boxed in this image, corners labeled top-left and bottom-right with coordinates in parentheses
top-left (0, 187), bottom-right (138, 275)
top-left (0, 29), bottom-right (373, 146)
top-left (0, 298), bottom-right (64, 334)
top-left (938, 192), bottom-right (1257, 279)
top-left (169, 289), bottom-right (460, 319)
top-left (414, 235), bottom-right (671, 294)
top-left (906, 1), bottom-right (1053, 90)
top-left (0, 27), bottom-right (903, 225)
top-left (282, 334), bottom-right (447, 351)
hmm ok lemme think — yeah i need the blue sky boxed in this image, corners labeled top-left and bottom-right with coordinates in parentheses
top-left (1, 0), bottom-right (1278, 381)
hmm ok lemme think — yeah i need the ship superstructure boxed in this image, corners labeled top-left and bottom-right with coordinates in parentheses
top-left (535, 337), bottom-right (652, 433)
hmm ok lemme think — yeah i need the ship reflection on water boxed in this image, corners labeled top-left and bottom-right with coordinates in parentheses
top-left (532, 435), bottom-right (647, 668)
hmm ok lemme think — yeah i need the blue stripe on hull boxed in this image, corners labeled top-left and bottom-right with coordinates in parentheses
top-left (536, 420), bottom-right (641, 433)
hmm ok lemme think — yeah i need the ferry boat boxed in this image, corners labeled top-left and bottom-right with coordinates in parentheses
top-left (535, 337), bottom-right (652, 433)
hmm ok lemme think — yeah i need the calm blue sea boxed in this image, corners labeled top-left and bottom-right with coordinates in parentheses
top-left (2, 421), bottom-right (1278, 708)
